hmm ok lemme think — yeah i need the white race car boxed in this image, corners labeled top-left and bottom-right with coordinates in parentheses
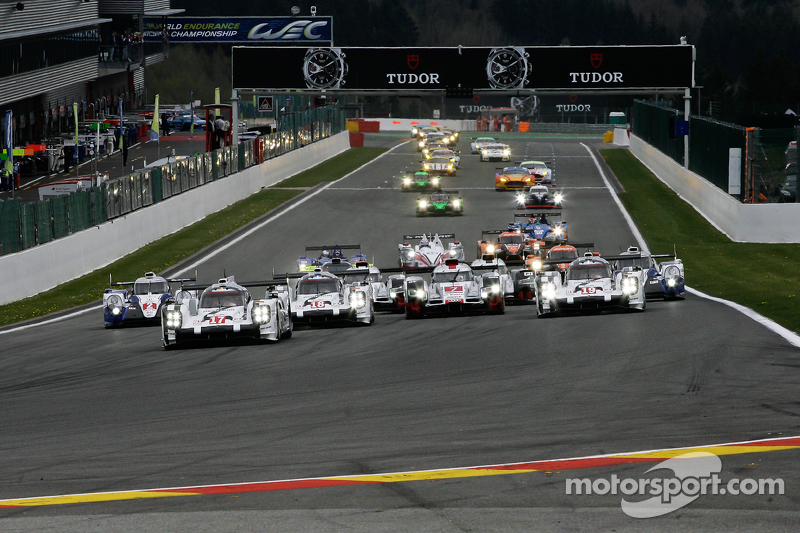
top-left (160, 277), bottom-right (293, 348)
top-left (534, 255), bottom-right (646, 317)
top-left (481, 143), bottom-right (511, 162)
top-left (404, 258), bottom-right (505, 318)
top-left (104, 271), bottom-right (194, 328)
top-left (470, 136), bottom-right (496, 154)
top-left (287, 269), bottom-right (374, 326)
top-left (398, 233), bottom-right (466, 269)
top-left (343, 262), bottom-right (395, 311)
top-left (470, 255), bottom-right (516, 300)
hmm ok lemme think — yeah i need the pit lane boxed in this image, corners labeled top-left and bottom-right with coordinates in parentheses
top-left (0, 134), bottom-right (798, 531)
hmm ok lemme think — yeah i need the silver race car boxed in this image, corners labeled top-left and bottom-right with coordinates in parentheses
top-left (104, 272), bottom-right (194, 328)
top-left (282, 269), bottom-right (375, 326)
top-left (398, 233), bottom-right (466, 269)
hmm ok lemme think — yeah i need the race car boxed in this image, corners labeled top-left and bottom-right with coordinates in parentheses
top-left (515, 185), bottom-right (563, 210)
top-left (416, 190), bottom-right (464, 216)
top-left (541, 242), bottom-right (596, 271)
top-left (404, 258), bottom-right (505, 318)
top-left (518, 160), bottom-right (555, 187)
top-left (470, 136), bottom-right (496, 154)
top-left (104, 272), bottom-right (194, 328)
top-left (383, 273), bottom-right (407, 312)
top-left (402, 171), bottom-right (441, 192)
top-left (612, 246), bottom-right (685, 300)
top-left (534, 255), bottom-right (646, 317)
top-left (160, 277), bottom-right (293, 348)
top-left (421, 156), bottom-right (456, 176)
top-left (429, 149), bottom-right (461, 167)
top-left (296, 244), bottom-right (363, 271)
top-left (515, 212), bottom-right (568, 243)
top-left (416, 126), bottom-right (440, 139)
top-left (440, 128), bottom-right (459, 145)
top-left (398, 233), bottom-right (465, 268)
top-left (421, 141), bottom-right (448, 157)
top-left (481, 143), bottom-right (511, 162)
top-left (418, 132), bottom-right (446, 151)
top-left (470, 255), bottom-right (516, 299)
top-left (495, 167), bottom-right (535, 190)
top-left (477, 229), bottom-right (528, 260)
top-left (343, 262), bottom-right (395, 311)
top-left (281, 269), bottom-right (375, 326)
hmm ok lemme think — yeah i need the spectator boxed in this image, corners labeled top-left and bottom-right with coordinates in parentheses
top-left (208, 113), bottom-right (219, 149)
top-left (161, 112), bottom-right (170, 136)
top-left (215, 114), bottom-right (226, 147)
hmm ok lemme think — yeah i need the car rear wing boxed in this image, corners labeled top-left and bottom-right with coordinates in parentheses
top-left (402, 233), bottom-right (455, 240)
top-left (304, 244), bottom-right (361, 251)
top-left (110, 275), bottom-right (196, 287)
top-left (514, 212), bottom-right (563, 219)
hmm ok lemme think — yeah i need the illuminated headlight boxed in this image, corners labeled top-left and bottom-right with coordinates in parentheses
top-left (622, 276), bottom-right (639, 295)
top-left (449, 248), bottom-right (458, 256)
top-left (406, 251), bottom-right (415, 259)
top-left (452, 199), bottom-right (461, 207)
top-left (165, 310), bottom-right (182, 329)
top-left (107, 294), bottom-right (124, 315)
top-left (515, 193), bottom-right (525, 204)
top-left (554, 192), bottom-right (563, 204)
top-left (252, 304), bottom-right (271, 324)
top-left (418, 200), bottom-right (428, 208)
top-left (541, 282), bottom-right (557, 300)
top-left (349, 290), bottom-right (367, 309)
top-left (554, 227), bottom-right (563, 236)
top-left (423, 164), bottom-right (430, 170)
top-left (403, 177), bottom-right (411, 185)
top-left (482, 150), bottom-right (488, 156)
top-left (443, 138), bottom-right (450, 144)
top-left (432, 177), bottom-right (440, 185)
top-left (447, 164), bottom-right (453, 170)
top-left (419, 141), bottom-right (425, 147)
top-left (411, 128), bottom-right (418, 135)
top-left (450, 135), bottom-right (456, 142)
top-left (503, 149), bottom-right (510, 156)
top-left (531, 258), bottom-right (543, 271)
top-left (486, 244), bottom-right (495, 253)
top-left (667, 278), bottom-right (677, 287)
top-left (389, 289), bottom-right (396, 299)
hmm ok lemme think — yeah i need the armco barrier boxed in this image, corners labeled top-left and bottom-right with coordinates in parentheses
top-left (0, 131), bottom-right (350, 306)
top-left (630, 133), bottom-right (800, 243)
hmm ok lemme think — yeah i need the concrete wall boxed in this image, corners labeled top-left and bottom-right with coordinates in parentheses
top-left (630, 134), bottom-right (800, 243)
top-left (359, 118), bottom-right (477, 132)
top-left (0, 132), bottom-right (350, 305)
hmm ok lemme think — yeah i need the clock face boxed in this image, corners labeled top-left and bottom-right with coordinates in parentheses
top-left (303, 48), bottom-right (347, 89)
top-left (486, 48), bottom-right (529, 89)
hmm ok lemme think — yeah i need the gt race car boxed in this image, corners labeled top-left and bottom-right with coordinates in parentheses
top-left (495, 167), bottom-right (535, 191)
top-left (421, 156), bottom-right (456, 176)
top-left (104, 271), bottom-right (194, 327)
top-left (515, 212), bottom-right (568, 243)
top-left (470, 137), bottom-right (496, 154)
top-left (404, 258), bottom-right (505, 318)
top-left (416, 191), bottom-right (464, 216)
top-left (282, 269), bottom-right (375, 326)
top-left (613, 246), bottom-right (685, 300)
top-left (518, 160), bottom-right (555, 187)
top-left (402, 171), bottom-right (441, 192)
top-left (534, 255), bottom-right (646, 317)
top-left (481, 143), bottom-right (511, 162)
top-left (398, 233), bottom-right (465, 268)
top-left (297, 244), bottom-right (363, 271)
top-left (429, 149), bottom-right (461, 167)
top-left (160, 277), bottom-right (293, 348)
top-left (515, 185), bottom-right (563, 210)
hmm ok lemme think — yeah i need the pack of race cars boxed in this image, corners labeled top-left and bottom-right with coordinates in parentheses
top-left (104, 128), bottom-right (685, 348)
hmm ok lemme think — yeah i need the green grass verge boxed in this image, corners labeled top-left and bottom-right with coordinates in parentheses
top-left (600, 148), bottom-right (800, 334)
top-left (273, 147), bottom-right (387, 188)
top-left (0, 147), bottom-right (387, 327)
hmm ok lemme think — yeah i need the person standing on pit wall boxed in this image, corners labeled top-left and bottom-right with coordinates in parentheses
top-left (208, 113), bottom-right (219, 150)
top-left (215, 114), bottom-right (226, 148)
top-left (161, 112), bottom-right (170, 137)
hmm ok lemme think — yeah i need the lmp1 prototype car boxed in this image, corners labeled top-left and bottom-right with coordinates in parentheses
top-left (495, 166), bottom-right (535, 191)
top-left (398, 233), bottom-right (465, 268)
top-left (404, 258), bottom-right (505, 318)
top-left (518, 160), bottom-right (555, 187)
top-left (515, 212), bottom-right (568, 243)
top-left (477, 229), bottom-right (529, 260)
top-left (471, 136), bottom-right (496, 154)
top-left (534, 255), bottom-right (646, 317)
top-left (343, 262), bottom-right (395, 311)
top-left (421, 156), bottom-right (456, 176)
top-left (416, 190), bottom-right (464, 216)
top-left (104, 272), bottom-right (194, 327)
top-left (297, 244), bottom-right (363, 272)
top-left (515, 185), bottom-right (563, 210)
top-left (470, 255), bottom-right (515, 299)
top-left (612, 246), bottom-right (685, 300)
top-left (402, 171), bottom-right (441, 192)
top-left (481, 143), bottom-right (511, 162)
top-left (282, 269), bottom-right (374, 325)
top-left (160, 277), bottom-right (293, 348)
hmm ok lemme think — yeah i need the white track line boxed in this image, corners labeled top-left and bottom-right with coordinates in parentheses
top-left (582, 143), bottom-right (800, 348)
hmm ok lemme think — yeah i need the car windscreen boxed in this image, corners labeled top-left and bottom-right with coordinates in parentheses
top-left (343, 272), bottom-right (381, 284)
top-left (199, 289), bottom-right (245, 308)
top-left (297, 279), bottom-right (339, 295)
top-left (322, 262), bottom-right (351, 274)
top-left (548, 249), bottom-right (578, 261)
top-left (498, 234), bottom-right (524, 244)
top-left (566, 264), bottom-right (612, 281)
top-left (134, 280), bottom-right (169, 295)
top-left (616, 257), bottom-right (651, 270)
top-left (501, 169), bottom-right (529, 175)
top-left (433, 270), bottom-right (473, 282)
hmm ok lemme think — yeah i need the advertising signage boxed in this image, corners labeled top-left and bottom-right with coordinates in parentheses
top-left (143, 17), bottom-right (333, 44)
top-left (232, 45), bottom-right (693, 91)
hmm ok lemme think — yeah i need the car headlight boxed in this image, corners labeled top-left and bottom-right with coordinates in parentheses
top-left (403, 177), bottom-right (411, 185)
top-left (554, 192), bottom-right (563, 204)
top-left (165, 310), bottom-right (182, 329)
top-left (418, 200), bottom-right (428, 208)
top-left (453, 199), bottom-right (461, 207)
top-left (531, 258), bottom-right (543, 270)
top-left (541, 282), bottom-right (556, 300)
top-left (482, 150), bottom-right (488, 155)
top-left (447, 164), bottom-right (453, 170)
top-left (622, 275), bottom-right (639, 295)
top-left (423, 164), bottom-right (430, 170)
top-left (515, 193), bottom-right (525, 204)
top-left (252, 304), bottom-right (271, 324)
top-left (349, 290), bottom-right (367, 309)
top-left (432, 177), bottom-right (440, 185)
top-left (554, 227), bottom-right (563, 236)
top-left (107, 294), bottom-right (124, 315)
top-left (419, 141), bottom-right (425, 147)
top-left (389, 289), bottom-right (396, 299)
top-left (503, 149), bottom-right (510, 156)
top-left (406, 251), bottom-right (415, 259)
top-left (411, 128), bottom-right (418, 135)
top-left (486, 244), bottom-right (495, 253)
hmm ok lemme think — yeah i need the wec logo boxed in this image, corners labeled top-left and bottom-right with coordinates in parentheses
top-left (248, 20), bottom-right (328, 40)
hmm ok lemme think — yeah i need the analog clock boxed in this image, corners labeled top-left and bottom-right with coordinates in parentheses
top-left (485, 47), bottom-right (531, 89)
top-left (302, 48), bottom-right (348, 90)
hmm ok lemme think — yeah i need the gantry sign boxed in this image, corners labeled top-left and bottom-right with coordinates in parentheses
top-left (232, 45), bottom-right (694, 94)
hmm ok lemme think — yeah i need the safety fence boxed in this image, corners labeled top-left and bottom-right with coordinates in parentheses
top-left (0, 106), bottom-right (345, 256)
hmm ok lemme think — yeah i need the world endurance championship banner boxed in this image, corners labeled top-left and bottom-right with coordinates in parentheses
top-left (143, 17), bottom-right (333, 43)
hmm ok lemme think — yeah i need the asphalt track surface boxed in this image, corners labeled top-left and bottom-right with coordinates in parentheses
top-left (1, 134), bottom-right (799, 532)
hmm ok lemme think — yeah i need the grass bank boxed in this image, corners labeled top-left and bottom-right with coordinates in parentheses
top-left (600, 148), bottom-right (800, 334)
top-left (0, 147), bottom-right (388, 327)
